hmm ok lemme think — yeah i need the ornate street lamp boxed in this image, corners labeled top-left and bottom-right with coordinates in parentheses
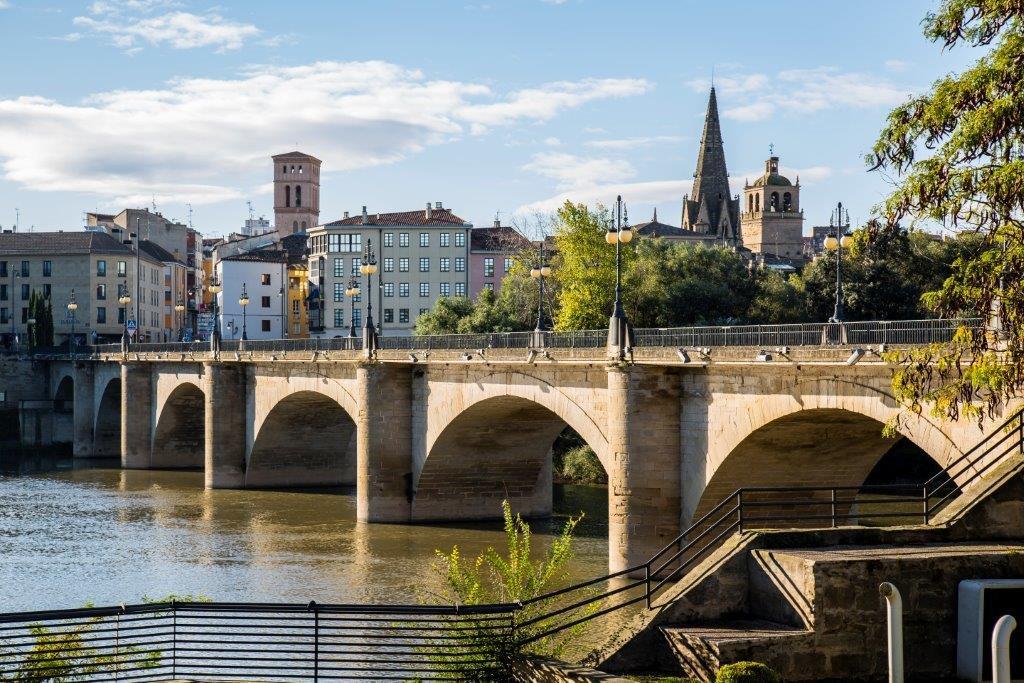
top-left (824, 201), bottom-right (853, 324)
top-left (605, 195), bottom-right (634, 360)
top-left (208, 275), bottom-right (222, 353)
top-left (118, 287), bottom-right (132, 352)
top-left (345, 276), bottom-right (360, 339)
top-left (530, 241), bottom-right (552, 347)
top-left (174, 298), bottom-right (185, 341)
top-left (360, 238), bottom-right (379, 352)
top-left (67, 289), bottom-right (78, 359)
top-left (238, 283), bottom-right (250, 344)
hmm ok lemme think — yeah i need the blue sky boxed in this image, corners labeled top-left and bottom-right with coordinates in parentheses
top-left (0, 0), bottom-right (977, 237)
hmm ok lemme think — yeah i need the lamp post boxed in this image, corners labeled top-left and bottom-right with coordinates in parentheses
top-left (67, 289), bottom-right (78, 359)
top-left (174, 298), bottom-right (185, 341)
top-left (530, 241), bottom-right (552, 348)
top-left (360, 238), bottom-right (379, 353)
top-left (345, 276), bottom-right (360, 340)
top-left (118, 288), bottom-right (132, 352)
top-left (605, 194), bottom-right (634, 360)
top-left (238, 283), bottom-right (249, 346)
top-left (208, 275), bottom-right (222, 354)
top-left (824, 201), bottom-right (853, 324)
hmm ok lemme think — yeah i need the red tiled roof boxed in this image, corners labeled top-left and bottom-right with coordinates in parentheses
top-left (470, 226), bottom-right (531, 252)
top-left (324, 208), bottom-right (469, 227)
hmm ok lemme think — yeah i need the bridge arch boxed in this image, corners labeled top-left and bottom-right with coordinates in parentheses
top-left (688, 377), bottom-right (961, 523)
top-left (152, 382), bottom-right (204, 469)
top-left (246, 390), bottom-right (357, 488)
top-left (92, 377), bottom-right (121, 457)
top-left (416, 375), bottom-right (609, 522)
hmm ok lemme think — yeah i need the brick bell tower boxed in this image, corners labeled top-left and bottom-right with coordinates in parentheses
top-left (273, 151), bottom-right (321, 236)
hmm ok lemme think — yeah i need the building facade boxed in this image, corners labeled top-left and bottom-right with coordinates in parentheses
top-left (0, 231), bottom-right (164, 346)
top-left (308, 203), bottom-right (472, 337)
top-left (273, 151), bottom-right (321, 236)
top-left (740, 156), bottom-right (805, 260)
top-left (469, 223), bottom-right (531, 299)
top-left (215, 251), bottom-right (289, 341)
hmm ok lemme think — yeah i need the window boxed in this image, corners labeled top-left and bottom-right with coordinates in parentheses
top-left (293, 221), bottom-right (298, 231)
top-left (383, 233), bottom-right (394, 247)
top-left (399, 257), bottom-right (410, 272)
top-left (20, 284), bottom-right (29, 300)
top-left (96, 307), bottom-right (106, 324)
top-left (419, 257), bottom-right (429, 272)
top-left (42, 284), bottom-right (50, 299)
top-left (293, 323), bottom-right (301, 335)
top-left (754, 194), bottom-right (760, 212)
top-left (261, 296), bottom-right (271, 308)
top-left (301, 221), bottom-right (307, 231)
top-left (96, 284), bottom-right (106, 300)
top-left (21, 308), bottom-right (28, 324)
top-left (285, 185), bottom-right (291, 207)
top-left (483, 283), bottom-right (494, 292)
top-left (0, 262), bottom-right (6, 277)
top-left (440, 257), bottom-right (450, 272)
top-left (747, 195), bottom-right (754, 213)
top-left (295, 186), bottom-right (302, 207)
top-left (261, 274), bottom-right (271, 285)
top-left (383, 257), bottom-right (394, 272)
top-left (484, 258), bottom-right (495, 277)
top-left (353, 308), bottom-right (361, 326)
top-left (118, 261), bottom-right (126, 277)
top-left (440, 283), bottom-right (450, 297)
top-left (334, 258), bottom-right (345, 277)
top-left (0, 308), bottom-right (7, 324)
top-left (351, 258), bottom-right (360, 276)
top-left (383, 283), bottom-right (394, 297)
top-left (383, 308), bottom-right (393, 323)
top-left (454, 257), bottom-right (466, 272)
top-left (420, 283), bottom-right (430, 297)
top-left (334, 308), bottom-right (344, 327)
top-left (0, 285), bottom-right (6, 301)
top-left (770, 192), bottom-right (779, 211)
top-left (455, 232), bottom-right (465, 247)
top-left (292, 300), bottom-right (300, 315)
top-left (440, 233), bottom-right (450, 247)
top-left (334, 283), bottom-right (344, 302)
top-left (399, 233), bottom-right (410, 247)
top-left (420, 308), bottom-right (429, 316)
top-left (399, 283), bottom-right (410, 297)
top-left (420, 233), bottom-right (429, 247)
top-left (783, 192), bottom-right (792, 211)
top-left (399, 308), bottom-right (409, 323)
top-left (504, 258), bottom-right (513, 273)
top-left (43, 260), bottom-right (52, 277)
top-left (262, 320), bottom-right (271, 332)
top-left (454, 282), bottom-right (466, 297)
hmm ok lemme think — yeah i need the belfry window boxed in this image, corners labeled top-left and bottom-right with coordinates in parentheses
top-left (285, 185), bottom-right (291, 207)
top-left (783, 192), bottom-right (792, 211)
top-left (296, 186), bottom-right (302, 207)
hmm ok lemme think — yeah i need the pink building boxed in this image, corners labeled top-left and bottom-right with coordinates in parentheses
top-left (468, 223), bottom-right (531, 299)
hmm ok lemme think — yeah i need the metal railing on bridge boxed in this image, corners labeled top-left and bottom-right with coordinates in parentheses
top-left (72, 317), bottom-right (983, 357)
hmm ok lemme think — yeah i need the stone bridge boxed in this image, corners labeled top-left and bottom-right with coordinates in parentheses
top-left (41, 343), bottom-right (995, 573)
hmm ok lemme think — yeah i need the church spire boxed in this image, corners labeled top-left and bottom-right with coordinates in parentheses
top-left (691, 87), bottom-right (730, 216)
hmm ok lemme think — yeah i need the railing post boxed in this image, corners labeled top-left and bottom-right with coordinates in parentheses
top-left (171, 600), bottom-right (177, 680)
top-left (922, 486), bottom-right (930, 524)
top-left (831, 488), bottom-right (837, 528)
top-left (645, 563), bottom-right (651, 609)
top-left (736, 490), bottom-right (744, 533)
top-left (310, 600), bottom-right (319, 682)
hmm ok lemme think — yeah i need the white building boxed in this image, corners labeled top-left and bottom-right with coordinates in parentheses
top-left (215, 251), bottom-right (289, 341)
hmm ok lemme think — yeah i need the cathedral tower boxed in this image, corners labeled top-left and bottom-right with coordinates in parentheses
top-left (273, 151), bottom-right (321, 236)
top-left (740, 155), bottom-right (804, 259)
top-left (681, 88), bottom-right (740, 245)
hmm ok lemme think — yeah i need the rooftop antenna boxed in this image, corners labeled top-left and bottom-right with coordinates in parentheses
top-left (769, 142), bottom-right (775, 156)
top-left (187, 203), bottom-right (194, 229)
top-left (711, 64), bottom-right (715, 88)
top-left (151, 195), bottom-right (158, 213)
top-left (14, 208), bottom-right (19, 233)
top-left (247, 200), bottom-right (255, 222)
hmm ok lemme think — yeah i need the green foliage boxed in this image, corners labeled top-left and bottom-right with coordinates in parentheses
top-left (715, 661), bottom-right (782, 683)
top-left (557, 446), bottom-right (606, 485)
top-left (430, 500), bottom-right (587, 676)
top-left (552, 202), bottom-right (621, 330)
top-left (414, 289), bottom-right (529, 336)
top-left (868, 0), bottom-right (1024, 421)
top-left (26, 291), bottom-right (54, 350)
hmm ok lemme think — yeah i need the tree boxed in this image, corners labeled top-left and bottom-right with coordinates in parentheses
top-left (869, 0), bottom-right (1024, 422)
top-left (552, 202), bottom-right (623, 330)
top-left (748, 270), bottom-right (807, 324)
top-left (414, 296), bottom-right (475, 335)
top-left (414, 289), bottom-right (526, 336)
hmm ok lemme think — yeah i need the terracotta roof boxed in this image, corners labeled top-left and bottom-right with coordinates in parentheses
top-left (222, 249), bottom-right (288, 263)
top-left (138, 239), bottom-right (182, 265)
top-left (278, 234), bottom-right (308, 265)
top-left (272, 151), bottom-right (322, 163)
top-left (470, 226), bottom-right (531, 252)
top-left (324, 207), bottom-right (469, 228)
top-left (0, 230), bottom-right (135, 255)
top-left (634, 220), bottom-right (711, 239)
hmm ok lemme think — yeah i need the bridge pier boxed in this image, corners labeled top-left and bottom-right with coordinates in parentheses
top-left (121, 362), bottom-right (152, 468)
top-left (204, 362), bottom-right (247, 488)
top-left (72, 362), bottom-right (94, 458)
top-left (356, 363), bottom-right (413, 522)
top-left (608, 365), bottom-right (682, 574)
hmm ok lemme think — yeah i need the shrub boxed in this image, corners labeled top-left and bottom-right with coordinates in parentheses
top-left (715, 661), bottom-right (781, 683)
top-left (559, 445), bottom-right (606, 485)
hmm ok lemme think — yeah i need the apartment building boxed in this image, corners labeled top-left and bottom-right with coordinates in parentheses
top-left (0, 231), bottom-right (164, 346)
top-left (215, 251), bottom-right (289, 341)
top-left (469, 222), bottom-right (532, 299)
top-left (308, 203), bottom-right (472, 337)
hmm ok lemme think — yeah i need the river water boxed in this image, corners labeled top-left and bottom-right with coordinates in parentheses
top-left (0, 463), bottom-right (609, 613)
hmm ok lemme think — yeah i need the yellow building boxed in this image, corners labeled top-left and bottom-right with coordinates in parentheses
top-left (285, 262), bottom-right (308, 338)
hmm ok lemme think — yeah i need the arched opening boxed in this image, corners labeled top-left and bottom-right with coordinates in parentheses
top-left (754, 194), bottom-right (760, 212)
top-left (152, 383), bottom-right (204, 469)
top-left (295, 185), bottom-right (302, 207)
top-left (285, 185), bottom-right (291, 208)
top-left (783, 192), bottom-right (792, 211)
top-left (747, 194), bottom-right (753, 213)
top-left (415, 396), bottom-right (608, 523)
top-left (92, 378), bottom-right (121, 457)
top-left (692, 408), bottom-right (947, 526)
top-left (247, 391), bottom-right (356, 488)
top-left (52, 375), bottom-right (74, 444)
top-left (769, 191), bottom-right (779, 211)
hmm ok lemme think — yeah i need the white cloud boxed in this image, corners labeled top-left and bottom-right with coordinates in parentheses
top-left (522, 152), bottom-right (636, 189)
top-left (517, 179), bottom-right (691, 215)
top-left (0, 1), bottom-right (10, 8)
top-left (585, 135), bottom-right (685, 150)
top-left (0, 61), bottom-right (649, 206)
top-left (74, 10), bottom-right (260, 52)
top-left (543, 136), bottom-right (561, 146)
top-left (688, 67), bottom-right (911, 122)
top-left (731, 165), bottom-right (833, 192)
top-left (884, 59), bottom-right (911, 72)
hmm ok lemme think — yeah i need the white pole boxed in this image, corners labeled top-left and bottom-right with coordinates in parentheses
top-left (993, 614), bottom-right (1016, 683)
top-left (879, 582), bottom-right (904, 683)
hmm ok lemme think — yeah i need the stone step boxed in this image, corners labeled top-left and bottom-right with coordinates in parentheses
top-left (747, 548), bottom-right (817, 628)
top-left (660, 619), bottom-right (812, 682)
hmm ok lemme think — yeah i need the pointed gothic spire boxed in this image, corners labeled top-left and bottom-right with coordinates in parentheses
top-left (692, 87), bottom-right (730, 210)
top-left (653, 207), bottom-right (658, 222)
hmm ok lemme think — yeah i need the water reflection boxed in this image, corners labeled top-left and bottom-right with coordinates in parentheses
top-left (0, 466), bottom-right (608, 612)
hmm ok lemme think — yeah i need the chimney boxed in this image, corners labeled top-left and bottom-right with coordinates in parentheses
top-left (361, 206), bottom-right (368, 224)
top-left (343, 211), bottom-right (349, 219)
top-left (425, 202), bottom-right (432, 219)
top-left (493, 218), bottom-right (500, 228)
top-left (435, 201), bottom-right (442, 210)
